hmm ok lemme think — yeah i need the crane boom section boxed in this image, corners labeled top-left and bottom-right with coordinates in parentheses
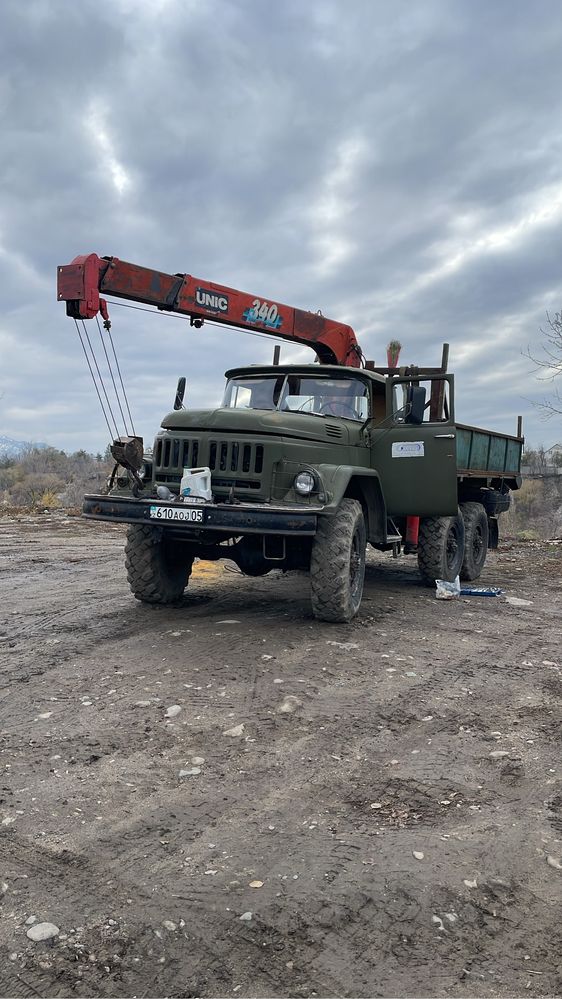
top-left (57, 253), bottom-right (362, 367)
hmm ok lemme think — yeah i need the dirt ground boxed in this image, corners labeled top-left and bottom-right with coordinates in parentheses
top-left (0, 513), bottom-right (561, 999)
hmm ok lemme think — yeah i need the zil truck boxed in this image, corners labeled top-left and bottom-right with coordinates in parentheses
top-left (57, 254), bottom-right (523, 622)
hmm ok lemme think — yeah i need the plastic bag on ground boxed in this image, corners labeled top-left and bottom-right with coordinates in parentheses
top-left (435, 576), bottom-right (460, 599)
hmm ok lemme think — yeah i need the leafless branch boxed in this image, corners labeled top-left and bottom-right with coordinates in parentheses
top-left (524, 311), bottom-right (562, 418)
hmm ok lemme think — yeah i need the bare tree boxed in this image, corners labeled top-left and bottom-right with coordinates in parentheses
top-left (526, 311), bottom-right (562, 418)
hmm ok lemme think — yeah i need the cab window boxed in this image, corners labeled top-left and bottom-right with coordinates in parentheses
top-left (280, 376), bottom-right (369, 421)
top-left (392, 378), bottom-right (451, 423)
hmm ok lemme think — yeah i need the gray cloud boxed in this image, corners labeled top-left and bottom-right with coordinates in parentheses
top-left (1, 0), bottom-right (562, 453)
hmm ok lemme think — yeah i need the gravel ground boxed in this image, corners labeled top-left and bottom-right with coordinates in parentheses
top-left (0, 513), bottom-right (561, 998)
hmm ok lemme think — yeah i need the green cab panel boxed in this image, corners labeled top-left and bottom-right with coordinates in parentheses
top-left (370, 425), bottom-right (458, 517)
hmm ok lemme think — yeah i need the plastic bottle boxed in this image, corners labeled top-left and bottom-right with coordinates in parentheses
top-left (180, 466), bottom-right (212, 502)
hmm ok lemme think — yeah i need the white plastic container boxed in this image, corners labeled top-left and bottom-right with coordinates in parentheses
top-left (180, 466), bottom-right (212, 502)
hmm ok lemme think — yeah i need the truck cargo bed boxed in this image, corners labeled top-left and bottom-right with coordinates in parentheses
top-left (456, 423), bottom-right (523, 480)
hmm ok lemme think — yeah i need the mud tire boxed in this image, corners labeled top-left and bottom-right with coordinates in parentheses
top-left (418, 510), bottom-right (465, 586)
top-left (310, 499), bottom-right (366, 622)
top-left (460, 501), bottom-right (489, 581)
top-left (125, 525), bottom-right (193, 604)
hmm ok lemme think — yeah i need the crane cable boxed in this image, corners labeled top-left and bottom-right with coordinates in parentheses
top-left (107, 298), bottom-right (367, 368)
top-left (73, 316), bottom-right (138, 444)
top-left (95, 315), bottom-right (136, 436)
top-left (105, 298), bottom-right (291, 345)
top-left (73, 318), bottom-right (118, 440)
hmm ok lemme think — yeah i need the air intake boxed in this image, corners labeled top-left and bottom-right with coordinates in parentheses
top-left (325, 424), bottom-right (343, 439)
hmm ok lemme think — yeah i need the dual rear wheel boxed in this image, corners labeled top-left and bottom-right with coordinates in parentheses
top-left (417, 501), bottom-right (489, 585)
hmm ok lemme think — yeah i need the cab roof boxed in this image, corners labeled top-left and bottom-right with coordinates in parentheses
top-left (224, 364), bottom-right (386, 385)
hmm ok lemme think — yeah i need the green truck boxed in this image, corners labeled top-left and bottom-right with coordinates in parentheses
top-left (58, 253), bottom-right (523, 621)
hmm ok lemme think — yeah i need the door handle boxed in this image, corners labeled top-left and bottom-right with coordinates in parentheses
top-left (434, 433), bottom-right (455, 439)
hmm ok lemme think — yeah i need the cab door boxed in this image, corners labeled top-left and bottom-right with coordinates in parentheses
top-left (370, 375), bottom-right (458, 517)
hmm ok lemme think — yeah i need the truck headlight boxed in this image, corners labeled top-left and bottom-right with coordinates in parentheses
top-left (294, 470), bottom-right (316, 496)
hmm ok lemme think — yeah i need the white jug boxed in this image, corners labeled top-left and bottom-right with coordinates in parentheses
top-left (180, 466), bottom-right (212, 502)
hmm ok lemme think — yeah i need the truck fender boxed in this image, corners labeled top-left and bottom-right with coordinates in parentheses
top-left (315, 465), bottom-right (387, 543)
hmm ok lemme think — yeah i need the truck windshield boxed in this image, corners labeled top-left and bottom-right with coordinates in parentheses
top-left (222, 374), bottom-right (369, 421)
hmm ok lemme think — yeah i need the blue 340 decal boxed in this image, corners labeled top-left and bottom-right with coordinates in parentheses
top-left (243, 298), bottom-right (283, 330)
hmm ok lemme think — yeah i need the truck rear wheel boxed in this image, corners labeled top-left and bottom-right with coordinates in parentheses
top-left (418, 510), bottom-right (465, 586)
top-left (310, 499), bottom-right (366, 622)
top-left (125, 525), bottom-right (193, 603)
top-left (460, 501), bottom-right (488, 581)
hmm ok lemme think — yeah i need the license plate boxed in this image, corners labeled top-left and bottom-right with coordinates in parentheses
top-left (149, 505), bottom-right (203, 523)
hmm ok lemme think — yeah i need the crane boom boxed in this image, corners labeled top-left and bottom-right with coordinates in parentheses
top-left (57, 253), bottom-right (363, 367)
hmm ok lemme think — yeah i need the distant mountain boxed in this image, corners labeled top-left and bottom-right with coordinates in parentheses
top-left (0, 435), bottom-right (48, 459)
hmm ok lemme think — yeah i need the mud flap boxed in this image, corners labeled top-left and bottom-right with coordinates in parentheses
top-left (488, 517), bottom-right (499, 550)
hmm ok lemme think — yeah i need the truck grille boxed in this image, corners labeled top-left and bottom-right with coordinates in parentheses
top-left (155, 437), bottom-right (199, 471)
top-left (154, 437), bottom-right (265, 492)
top-left (209, 441), bottom-right (263, 474)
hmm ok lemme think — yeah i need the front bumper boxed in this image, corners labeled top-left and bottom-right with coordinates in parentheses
top-left (83, 494), bottom-right (319, 536)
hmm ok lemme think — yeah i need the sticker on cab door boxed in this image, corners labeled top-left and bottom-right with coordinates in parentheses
top-left (392, 441), bottom-right (425, 458)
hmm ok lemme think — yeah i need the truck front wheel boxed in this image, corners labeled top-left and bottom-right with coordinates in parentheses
top-left (418, 511), bottom-right (465, 586)
top-left (125, 525), bottom-right (193, 603)
top-left (460, 501), bottom-right (488, 581)
top-left (310, 499), bottom-right (366, 622)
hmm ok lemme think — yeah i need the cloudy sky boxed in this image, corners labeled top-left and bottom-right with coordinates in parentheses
top-left (2, 0), bottom-right (562, 454)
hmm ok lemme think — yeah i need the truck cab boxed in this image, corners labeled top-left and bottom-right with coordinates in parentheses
top-left (154, 365), bottom-right (377, 507)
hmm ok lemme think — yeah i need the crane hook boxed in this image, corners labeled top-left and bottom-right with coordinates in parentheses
top-left (99, 297), bottom-right (111, 331)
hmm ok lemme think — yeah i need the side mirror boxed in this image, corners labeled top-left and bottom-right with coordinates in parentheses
top-left (174, 376), bottom-right (186, 410)
top-left (406, 385), bottom-right (426, 425)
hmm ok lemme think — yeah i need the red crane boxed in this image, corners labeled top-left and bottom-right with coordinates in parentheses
top-left (57, 253), bottom-right (363, 367)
